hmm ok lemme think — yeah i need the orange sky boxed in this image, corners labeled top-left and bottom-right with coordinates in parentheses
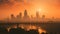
top-left (0, 0), bottom-right (60, 20)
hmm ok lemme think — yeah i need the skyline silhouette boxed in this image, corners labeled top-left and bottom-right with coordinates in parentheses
top-left (0, 0), bottom-right (60, 34)
top-left (2, 9), bottom-right (60, 22)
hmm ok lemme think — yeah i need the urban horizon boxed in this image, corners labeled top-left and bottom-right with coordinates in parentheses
top-left (1, 9), bottom-right (60, 23)
top-left (0, 0), bottom-right (60, 34)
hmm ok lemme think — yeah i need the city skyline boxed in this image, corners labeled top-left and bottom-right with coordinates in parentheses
top-left (0, 0), bottom-right (60, 34)
top-left (0, 0), bottom-right (60, 20)
top-left (2, 9), bottom-right (59, 22)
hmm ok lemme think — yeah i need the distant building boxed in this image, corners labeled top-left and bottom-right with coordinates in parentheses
top-left (51, 16), bottom-right (55, 21)
top-left (52, 17), bottom-right (55, 20)
top-left (11, 14), bottom-right (15, 19)
top-left (31, 15), bottom-right (33, 19)
top-left (36, 11), bottom-right (40, 18)
top-left (41, 15), bottom-right (46, 22)
top-left (16, 12), bottom-right (22, 19)
top-left (24, 10), bottom-right (28, 17)
top-left (42, 15), bottom-right (45, 19)
top-left (23, 10), bottom-right (29, 19)
top-left (19, 12), bottom-right (22, 18)
top-left (16, 15), bottom-right (20, 19)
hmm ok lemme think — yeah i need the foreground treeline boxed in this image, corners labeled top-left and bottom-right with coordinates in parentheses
top-left (0, 26), bottom-right (48, 34)
top-left (0, 21), bottom-right (60, 34)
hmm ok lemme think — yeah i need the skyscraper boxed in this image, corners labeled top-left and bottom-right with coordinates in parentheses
top-left (11, 14), bottom-right (15, 19)
top-left (23, 10), bottom-right (29, 19)
top-left (16, 12), bottom-right (22, 19)
top-left (42, 15), bottom-right (45, 19)
top-left (16, 15), bottom-right (19, 19)
top-left (36, 11), bottom-right (40, 18)
top-left (24, 10), bottom-right (28, 17)
top-left (41, 15), bottom-right (46, 23)
top-left (19, 12), bottom-right (22, 18)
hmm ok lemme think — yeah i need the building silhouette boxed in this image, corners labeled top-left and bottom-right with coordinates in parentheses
top-left (36, 11), bottom-right (40, 18)
top-left (19, 12), bottom-right (22, 18)
top-left (52, 17), bottom-right (55, 20)
top-left (16, 12), bottom-right (22, 19)
top-left (42, 15), bottom-right (46, 22)
top-left (23, 10), bottom-right (29, 19)
top-left (24, 10), bottom-right (28, 17)
top-left (31, 15), bottom-right (33, 19)
top-left (42, 15), bottom-right (45, 19)
top-left (11, 14), bottom-right (15, 19)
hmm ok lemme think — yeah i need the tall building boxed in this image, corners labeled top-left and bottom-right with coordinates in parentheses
top-left (42, 15), bottom-right (45, 19)
top-left (52, 17), bottom-right (54, 19)
top-left (23, 10), bottom-right (29, 19)
top-left (16, 15), bottom-right (19, 19)
top-left (16, 12), bottom-right (22, 19)
top-left (36, 11), bottom-right (40, 18)
top-left (11, 14), bottom-right (15, 19)
top-left (24, 10), bottom-right (28, 17)
top-left (19, 12), bottom-right (22, 18)
top-left (31, 15), bottom-right (33, 19)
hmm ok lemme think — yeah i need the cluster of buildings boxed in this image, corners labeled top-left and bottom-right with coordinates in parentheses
top-left (10, 10), bottom-right (28, 19)
top-left (9, 10), bottom-right (46, 22)
top-left (5, 9), bottom-right (60, 22)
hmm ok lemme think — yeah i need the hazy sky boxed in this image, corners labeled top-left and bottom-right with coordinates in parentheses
top-left (0, 0), bottom-right (60, 20)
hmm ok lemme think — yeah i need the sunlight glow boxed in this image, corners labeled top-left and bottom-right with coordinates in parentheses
top-left (36, 8), bottom-right (42, 12)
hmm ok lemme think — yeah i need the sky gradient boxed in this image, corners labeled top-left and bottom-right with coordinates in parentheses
top-left (0, 0), bottom-right (60, 20)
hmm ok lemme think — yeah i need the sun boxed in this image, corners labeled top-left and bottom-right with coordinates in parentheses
top-left (36, 8), bottom-right (42, 12)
